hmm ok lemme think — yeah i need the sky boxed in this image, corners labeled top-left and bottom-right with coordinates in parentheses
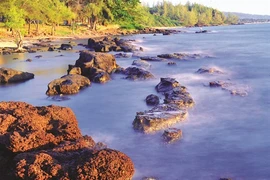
top-left (140, 0), bottom-right (270, 15)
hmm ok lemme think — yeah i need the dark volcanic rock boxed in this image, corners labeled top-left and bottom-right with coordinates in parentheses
top-left (133, 78), bottom-right (194, 133)
top-left (133, 104), bottom-right (187, 133)
top-left (164, 86), bottom-right (195, 108)
top-left (0, 67), bottom-right (34, 84)
top-left (124, 67), bottom-right (154, 80)
top-left (162, 128), bottom-right (182, 143)
top-left (75, 51), bottom-right (117, 74)
top-left (155, 78), bottom-right (180, 93)
top-left (87, 37), bottom-right (135, 52)
top-left (46, 74), bottom-right (90, 95)
top-left (0, 102), bottom-right (135, 180)
top-left (70, 51), bottom-right (117, 83)
top-left (60, 44), bottom-right (73, 50)
top-left (146, 94), bottom-right (160, 106)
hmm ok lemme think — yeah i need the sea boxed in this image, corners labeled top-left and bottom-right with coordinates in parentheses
top-left (1, 23), bottom-right (269, 180)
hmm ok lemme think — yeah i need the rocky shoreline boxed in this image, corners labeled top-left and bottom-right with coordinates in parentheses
top-left (0, 28), bottom-right (248, 179)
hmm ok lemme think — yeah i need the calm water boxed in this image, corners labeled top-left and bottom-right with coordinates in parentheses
top-left (1, 23), bottom-right (270, 180)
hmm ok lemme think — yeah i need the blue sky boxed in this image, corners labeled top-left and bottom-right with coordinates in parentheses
top-left (140, 0), bottom-right (270, 15)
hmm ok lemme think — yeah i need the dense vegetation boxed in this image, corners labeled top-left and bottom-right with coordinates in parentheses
top-left (0, 0), bottom-right (238, 48)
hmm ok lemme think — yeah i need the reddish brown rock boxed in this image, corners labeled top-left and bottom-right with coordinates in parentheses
top-left (0, 101), bottom-right (82, 152)
top-left (0, 102), bottom-right (135, 180)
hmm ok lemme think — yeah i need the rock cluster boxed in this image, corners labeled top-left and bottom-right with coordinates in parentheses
top-left (88, 37), bottom-right (136, 52)
top-left (68, 50), bottom-right (117, 83)
top-left (0, 101), bottom-right (135, 180)
top-left (0, 67), bottom-right (34, 84)
top-left (47, 51), bottom-right (119, 95)
top-left (133, 78), bottom-right (194, 133)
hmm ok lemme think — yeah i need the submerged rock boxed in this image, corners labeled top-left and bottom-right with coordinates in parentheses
top-left (114, 53), bottom-right (131, 58)
top-left (0, 67), bottom-right (34, 84)
top-left (162, 128), bottom-right (183, 143)
top-left (197, 67), bottom-right (223, 74)
top-left (133, 104), bottom-right (187, 133)
top-left (157, 53), bottom-right (203, 60)
top-left (0, 101), bottom-right (135, 180)
top-left (140, 56), bottom-right (166, 62)
top-left (146, 94), bottom-right (160, 106)
top-left (132, 59), bottom-right (151, 69)
top-left (46, 74), bottom-right (90, 95)
top-left (209, 80), bottom-right (248, 96)
top-left (168, 61), bottom-right (176, 66)
top-left (60, 43), bottom-right (73, 50)
top-left (124, 67), bottom-right (154, 80)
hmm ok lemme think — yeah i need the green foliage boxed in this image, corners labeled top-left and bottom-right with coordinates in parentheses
top-left (147, 0), bottom-right (233, 27)
top-left (226, 13), bottom-right (239, 24)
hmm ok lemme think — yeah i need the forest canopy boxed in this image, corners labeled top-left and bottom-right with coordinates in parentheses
top-left (0, 0), bottom-right (238, 48)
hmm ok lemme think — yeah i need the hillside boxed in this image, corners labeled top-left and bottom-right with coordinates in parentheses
top-left (224, 12), bottom-right (270, 20)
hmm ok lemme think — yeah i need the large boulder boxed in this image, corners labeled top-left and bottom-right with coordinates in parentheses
top-left (0, 101), bottom-right (135, 180)
top-left (133, 104), bottom-right (187, 133)
top-left (124, 67), bottom-right (154, 80)
top-left (0, 67), bottom-right (34, 84)
top-left (0, 101), bottom-right (82, 153)
top-left (71, 51), bottom-right (117, 83)
top-left (12, 148), bottom-right (134, 180)
top-left (46, 74), bottom-right (90, 95)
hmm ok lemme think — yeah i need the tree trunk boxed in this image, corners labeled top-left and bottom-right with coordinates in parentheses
top-left (28, 21), bottom-right (31, 35)
top-left (15, 30), bottom-right (23, 50)
top-left (51, 24), bottom-right (56, 36)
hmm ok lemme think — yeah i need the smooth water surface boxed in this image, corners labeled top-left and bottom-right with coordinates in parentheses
top-left (1, 23), bottom-right (270, 180)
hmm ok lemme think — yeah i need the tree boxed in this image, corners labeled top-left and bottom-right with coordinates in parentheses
top-left (3, 0), bottom-right (25, 49)
top-left (226, 13), bottom-right (239, 24)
